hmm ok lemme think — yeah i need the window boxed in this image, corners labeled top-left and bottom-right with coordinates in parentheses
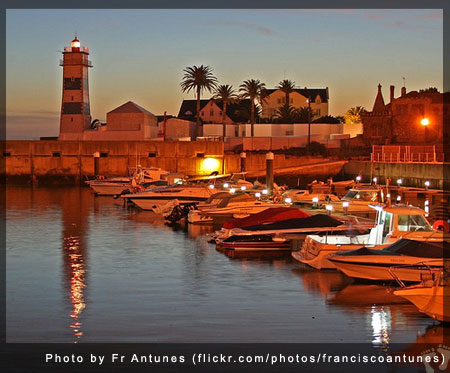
top-left (3, 152), bottom-right (11, 157)
top-left (52, 152), bottom-right (61, 157)
top-left (100, 152), bottom-right (108, 158)
top-left (201, 112), bottom-right (204, 116)
top-left (63, 102), bottom-right (82, 114)
top-left (210, 110), bottom-right (214, 116)
top-left (382, 212), bottom-right (393, 239)
top-left (196, 152), bottom-right (205, 158)
top-left (148, 152), bottom-right (157, 158)
top-left (397, 214), bottom-right (431, 232)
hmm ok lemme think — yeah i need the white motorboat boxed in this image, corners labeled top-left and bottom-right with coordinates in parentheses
top-left (394, 270), bottom-right (450, 322)
top-left (86, 167), bottom-right (168, 196)
top-left (121, 184), bottom-right (215, 212)
top-left (194, 193), bottom-right (287, 221)
top-left (329, 238), bottom-right (448, 282)
top-left (293, 204), bottom-right (440, 270)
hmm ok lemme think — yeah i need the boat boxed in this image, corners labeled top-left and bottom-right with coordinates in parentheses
top-left (293, 204), bottom-right (439, 270)
top-left (216, 214), bottom-right (369, 253)
top-left (329, 238), bottom-right (449, 282)
top-left (121, 183), bottom-right (215, 212)
top-left (86, 167), bottom-right (168, 196)
top-left (393, 270), bottom-right (450, 322)
top-left (194, 193), bottom-right (287, 222)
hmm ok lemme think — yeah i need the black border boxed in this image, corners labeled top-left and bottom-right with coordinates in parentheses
top-left (1, 2), bottom-right (449, 372)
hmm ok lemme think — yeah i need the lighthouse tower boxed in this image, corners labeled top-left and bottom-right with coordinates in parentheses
top-left (59, 37), bottom-right (93, 140)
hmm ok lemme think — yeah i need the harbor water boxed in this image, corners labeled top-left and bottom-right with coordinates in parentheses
top-left (5, 186), bottom-right (447, 346)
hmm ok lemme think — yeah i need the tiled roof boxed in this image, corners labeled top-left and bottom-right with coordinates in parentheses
top-left (108, 101), bottom-right (154, 115)
top-left (265, 88), bottom-right (328, 103)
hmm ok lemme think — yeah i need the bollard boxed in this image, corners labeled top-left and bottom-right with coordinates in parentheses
top-left (93, 152), bottom-right (100, 177)
top-left (240, 152), bottom-right (247, 172)
top-left (266, 152), bottom-right (274, 195)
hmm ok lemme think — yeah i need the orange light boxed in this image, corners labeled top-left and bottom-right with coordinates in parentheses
top-left (420, 118), bottom-right (429, 126)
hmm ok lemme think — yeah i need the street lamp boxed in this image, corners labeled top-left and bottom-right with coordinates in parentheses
top-left (421, 118), bottom-right (429, 143)
top-left (306, 98), bottom-right (311, 154)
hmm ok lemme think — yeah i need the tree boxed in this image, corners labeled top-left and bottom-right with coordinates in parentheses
top-left (344, 106), bottom-right (365, 125)
top-left (212, 84), bottom-right (239, 138)
top-left (294, 106), bottom-right (316, 123)
top-left (239, 79), bottom-right (267, 137)
top-left (312, 115), bottom-right (341, 124)
top-left (277, 79), bottom-right (296, 107)
top-left (180, 65), bottom-right (218, 139)
top-left (276, 104), bottom-right (296, 123)
top-left (419, 87), bottom-right (440, 93)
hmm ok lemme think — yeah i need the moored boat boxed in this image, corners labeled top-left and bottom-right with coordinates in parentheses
top-left (329, 238), bottom-right (449, 282)
top-left (293, 204), bottom-right (438, 270)
top-left (393, 270), bottom-right (450, 322)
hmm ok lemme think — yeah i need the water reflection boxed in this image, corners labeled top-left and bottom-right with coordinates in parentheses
top-left (370, 306), bottom-right (392, 348)
top-left (60, 188), bottom-right (91, 343)
top-left (291, 266), bottom-right (351, 296)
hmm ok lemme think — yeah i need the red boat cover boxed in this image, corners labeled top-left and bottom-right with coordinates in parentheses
top-left (222, 207), bottom-right (311, 229)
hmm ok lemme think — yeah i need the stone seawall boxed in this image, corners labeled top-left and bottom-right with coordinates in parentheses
top-left (3, 140), bottom-right (341, 185)
top-left (343, 161), bottom-right (447, 190)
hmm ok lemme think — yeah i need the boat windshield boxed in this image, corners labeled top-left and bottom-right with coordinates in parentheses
top-left (342, 190), bottom-right (378, 202)
top-left (397, 214), bottom-right (432, 232)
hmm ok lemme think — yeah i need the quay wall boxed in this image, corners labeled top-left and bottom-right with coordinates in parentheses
top-left (343, 161), bottom-right (448, 190)
top-left (3, 140), bottom-right (339, 184)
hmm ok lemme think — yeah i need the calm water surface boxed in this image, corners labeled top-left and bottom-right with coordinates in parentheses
top-left (6, 186), bottom-right (447, 346)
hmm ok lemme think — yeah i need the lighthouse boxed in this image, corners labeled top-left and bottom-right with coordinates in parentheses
top-left (59, 37), bottom-right (93, 140)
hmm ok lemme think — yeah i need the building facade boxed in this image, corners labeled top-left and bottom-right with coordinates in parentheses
top-left (260, 88), bottom-right (329, 119)
top-left (361, 84), bottom-right (446, 145)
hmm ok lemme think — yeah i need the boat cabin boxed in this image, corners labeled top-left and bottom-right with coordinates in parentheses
top-left (367, 204), bottom-right (433, 246)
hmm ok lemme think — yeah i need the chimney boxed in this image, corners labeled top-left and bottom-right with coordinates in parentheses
top-left (390, 85), bottom-right (395, 103)
top-left (401, 86), bottom-right (406, 97)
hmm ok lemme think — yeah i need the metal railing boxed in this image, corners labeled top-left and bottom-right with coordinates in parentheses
top-left (371, 145), bottom-right (444, 163)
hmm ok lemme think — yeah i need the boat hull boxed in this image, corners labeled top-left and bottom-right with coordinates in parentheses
top-left (88, 182), bottom-right (132, 196)
top-left (329, 257), bottom-right (444, 282)
top-left (394, 286), bottom-right (449, 322)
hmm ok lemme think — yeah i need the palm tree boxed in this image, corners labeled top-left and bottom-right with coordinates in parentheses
top-left (239, 79), bottom-right (266, 137)
top-left (180, 65), bottom-right (218, 139)
top-left (277, 79), bottom-right (296, 107)
top-left (344, 106), bottom-right (365, 125)
top-left (276, 104), bottom-right (296, 124)
top-left (213, 84), bottom-right (239, 138)
top-left (294, 106), bottom-right (316, 123)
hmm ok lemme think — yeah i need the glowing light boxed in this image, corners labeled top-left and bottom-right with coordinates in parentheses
top-left (201, 158), bottom-right (220, 174)
top-left (421, 118), bottom-right (430, 126)
top-left (424, 200), bottom-right (429, 206)
top-left (397, 196), bottom-right (401, 202)
top-left (229, 188), bottom-right (236, 194)
top-left (425, 180), bottom-right (430, 187)
top-left (312, 197), bottom-right (319, 203)
top-left (356, 175), bottom-right (361, 182)
top-left (262, 189), bottom-right (268, 195)
top-left (397, 178), bottom-right (402, 185)
top-left (71, 39), bottom-right (81, 49)
top-left (285, 197), bottom-right (292, 204)
top-left (255, 192), bottom-right (261, 198)
top-left (208, 184), bottom-right (215, 189)
top-left (240, 186), bottom-right (247, 191)
top-left (373, 177), bottom-right (378, 183)
top-left (342, 201), bottom-right (350, 208)
top-left (326, 204), bottom-right (333, 211)
top-left (223, 183), bottom-right (229, 188)
top-left (386, 193), bottom-right (391, 198)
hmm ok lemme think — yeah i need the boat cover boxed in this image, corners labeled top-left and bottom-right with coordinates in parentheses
top-left (335, 239), bottom-right (450, 258)
top-left (222, 207), bottom-right (311, 229)
top-left (241, 214), bottom-right (343, 232)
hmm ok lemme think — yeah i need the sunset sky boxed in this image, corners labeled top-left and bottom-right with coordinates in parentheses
top-left (6, 9), bottom-right (443, 139)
